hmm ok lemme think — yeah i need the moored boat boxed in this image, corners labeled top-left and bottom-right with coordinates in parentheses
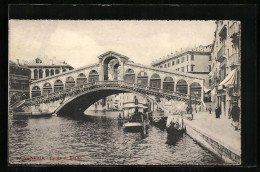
top-left (166, 114), bottom-right (185, 137)
top-left (121, 102), bottom-right (150, 132)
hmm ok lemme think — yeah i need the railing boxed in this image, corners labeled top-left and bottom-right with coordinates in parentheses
top-left (217, 45), bottom-right (227, 62)
top-left (229, 22), bottom-right (240, 36)
top-left (228, 53), bottom-right (240, 67)
top-left (23, 80), bottom-right (200, 106)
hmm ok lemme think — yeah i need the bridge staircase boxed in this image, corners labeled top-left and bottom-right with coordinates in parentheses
top-left (9, 100), bottom-right (26, 112)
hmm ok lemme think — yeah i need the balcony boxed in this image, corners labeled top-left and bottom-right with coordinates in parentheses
top-left (219, 24), bottom-right (227, 39)
top-left (228, 53), bottom-right (240, 68)
top-left (216, 45), bottom-right (227, 62)
top-left (229, 22), bottom-right (240, 38)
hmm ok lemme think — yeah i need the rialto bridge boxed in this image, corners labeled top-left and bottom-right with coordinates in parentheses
top-left (13, 51), bottom-right (205, 116)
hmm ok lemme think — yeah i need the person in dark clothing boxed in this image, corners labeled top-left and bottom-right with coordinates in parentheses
top-left (190, 106), bottom-right (193, 114)
top-left (215, 106), bottom-right (218, 118)
top-left (186, 106), bottom-right (190, 114)
top-left (215, 106), bottom-right (221, 118)
top-left (218, 106), bottom-right (221, 118)
top-left (231, 103), bottom-right (240, 130)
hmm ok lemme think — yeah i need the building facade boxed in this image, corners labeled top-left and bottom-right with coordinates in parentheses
top-left (209, 20), bottom-right (241, 119)
top-left (88, 93), bottom-right (148, 111)
top-left (9, 61), bottom-right (31, 106)
top-left (19, 57), bottom-right (73, 81)
top-left (151, 45), bottom-right (212, 100)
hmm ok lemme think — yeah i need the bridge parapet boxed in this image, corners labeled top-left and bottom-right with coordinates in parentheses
top-left (22, 81), bottom-right (200, 108)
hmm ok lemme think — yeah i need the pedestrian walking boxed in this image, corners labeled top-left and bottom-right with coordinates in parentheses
top-left (215, 105), bottom-right (220, 118)
top-left (208, 105), bottom-right (212, 114)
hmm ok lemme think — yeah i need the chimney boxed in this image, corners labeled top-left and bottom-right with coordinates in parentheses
top-left (16, 59), bottom-right (20, 65)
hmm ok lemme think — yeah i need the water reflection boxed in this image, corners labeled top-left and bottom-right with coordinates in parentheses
top-left (8, 110), bottom-right (223, 165)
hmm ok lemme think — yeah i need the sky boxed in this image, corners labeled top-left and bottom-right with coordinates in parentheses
top-left (9, 20), bottom-right (216, 68)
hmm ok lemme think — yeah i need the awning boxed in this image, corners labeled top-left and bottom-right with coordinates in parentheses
top-left (218, 69), bottom-right (237, 90)
top-left (211, 88), bottom-right (217, 96)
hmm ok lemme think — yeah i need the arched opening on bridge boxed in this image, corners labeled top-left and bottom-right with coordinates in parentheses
top-left (39, 69), bottom-right (43, 79)
top-left (124, 69), bottom-right (135, 83)
top-left (163, 76), bottom-right (174, 91)
top-left (150, 73), bottom-right (161, 88)
top-left (62, 68), bottom-right (66, 72)
top-left (65, 77), bottom-right (76, 89)
top-left (110, 62), bottom-right (119, 80)
top-left (45, 69), bottom-right (49, 77)
top-left (42, 82), bottom-right (52, 95)
top-left (77, 73), bottom-right (87, 86)
top-left (56, 87), bottom-right (165, 116)
top-left (54, 80), bottom-right (64, 92)
top-left (31, 86), bottom-right (41, 97)
top-left (103, 57), bottom-right (120, 81)
top-left (55, 69), bottom-right (60, 75)
top-left (89, 70), bottom-right (99, 82)
top-left (50, 69), bottom-right (54, 76)
top-left (176, 79), bottom-right (188, 94)
top-left (34, 69), bottom-right (38, 79)
top-left (190, 82), bottom-right (202, 98)
top-left (137, 71), bottom-right (148, 86)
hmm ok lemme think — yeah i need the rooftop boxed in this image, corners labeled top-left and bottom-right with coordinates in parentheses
top-left (151, 44), bottom-right (212, 66)
top-left (20, 57), bottom-right (73, 68)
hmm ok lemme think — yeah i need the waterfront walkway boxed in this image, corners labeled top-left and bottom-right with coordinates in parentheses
top-left (184, 111), bottom-right (241, 157)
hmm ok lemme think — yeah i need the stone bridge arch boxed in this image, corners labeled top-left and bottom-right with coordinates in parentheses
top-left (55, 87), bottom-right (167, 116)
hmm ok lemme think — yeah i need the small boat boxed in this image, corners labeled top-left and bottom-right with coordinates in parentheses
top-left (166, 114), bottom-right (185, 137)
top-left (153, 117), bottom-right (167, 130)
top-left (122, 103), bottom-right (150, 132)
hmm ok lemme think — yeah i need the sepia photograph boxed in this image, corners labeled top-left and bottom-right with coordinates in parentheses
top-left (8, 19), bottom-right (241, 165)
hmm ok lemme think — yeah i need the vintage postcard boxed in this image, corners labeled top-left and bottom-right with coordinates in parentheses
top-left (8, 20), bottom-right (241, 165)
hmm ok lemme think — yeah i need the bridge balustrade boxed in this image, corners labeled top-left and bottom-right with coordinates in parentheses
top-left (25, 80), bottom-right (200, 106)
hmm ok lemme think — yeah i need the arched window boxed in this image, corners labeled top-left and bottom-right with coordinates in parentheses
top-left (31, 86), bottom-right (41, 97)
top-left (190, 82), bottom-right (202, 98)
top-left (77, 73), bottom-right (87, 86)
top-left (42, 82), bottom-right (52, 95)
top-left (137, 71), bottom-right (148, 86)
top-left (39, 69), bottom-right (43, 79)
top-left (55, 69), bottom-right (60, 74)
top-left (150, 73), bottom-right (161, 88)
top-left (45, 69), bottom-right (49, 77)
top-left (89, 70), bottom-right (99, 82)
top-left (50, 69), bottom-right (54, 76)
top-left (65, 77), bottom-right (76, 89)
top-left (34, 69), bottom-right (38, 79)
top-left (54, 80), bottom-right (64, 92)
top-left (176, 79), bottom-right (188, 94)
top-left (163, 76), bottom-right (174, 91)
top-left (124, 68), bottom-right (135, 83)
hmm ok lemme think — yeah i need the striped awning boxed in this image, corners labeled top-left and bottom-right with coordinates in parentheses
top-left (218, 69), bottom-right (237, 90)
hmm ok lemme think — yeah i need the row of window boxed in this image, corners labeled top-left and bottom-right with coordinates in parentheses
top-left (159, 55), bottom-right (195, 69)
top-left (175, 65), bottom-right (195, 72)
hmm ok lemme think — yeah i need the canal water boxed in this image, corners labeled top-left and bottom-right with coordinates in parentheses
top-left (9, 110), bottom-right (223, 165)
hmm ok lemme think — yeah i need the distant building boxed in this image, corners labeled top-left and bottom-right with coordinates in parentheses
top-left (87, 93), bottom-right (148, 111)
top-left (209, 20), bottom-right (241, 118)
top-left (19, 57), bottom-right (73, 80)
top-left (9, 61), bottom-right (31, 106)
top-left (151, 44), bottom-right (213, 101)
